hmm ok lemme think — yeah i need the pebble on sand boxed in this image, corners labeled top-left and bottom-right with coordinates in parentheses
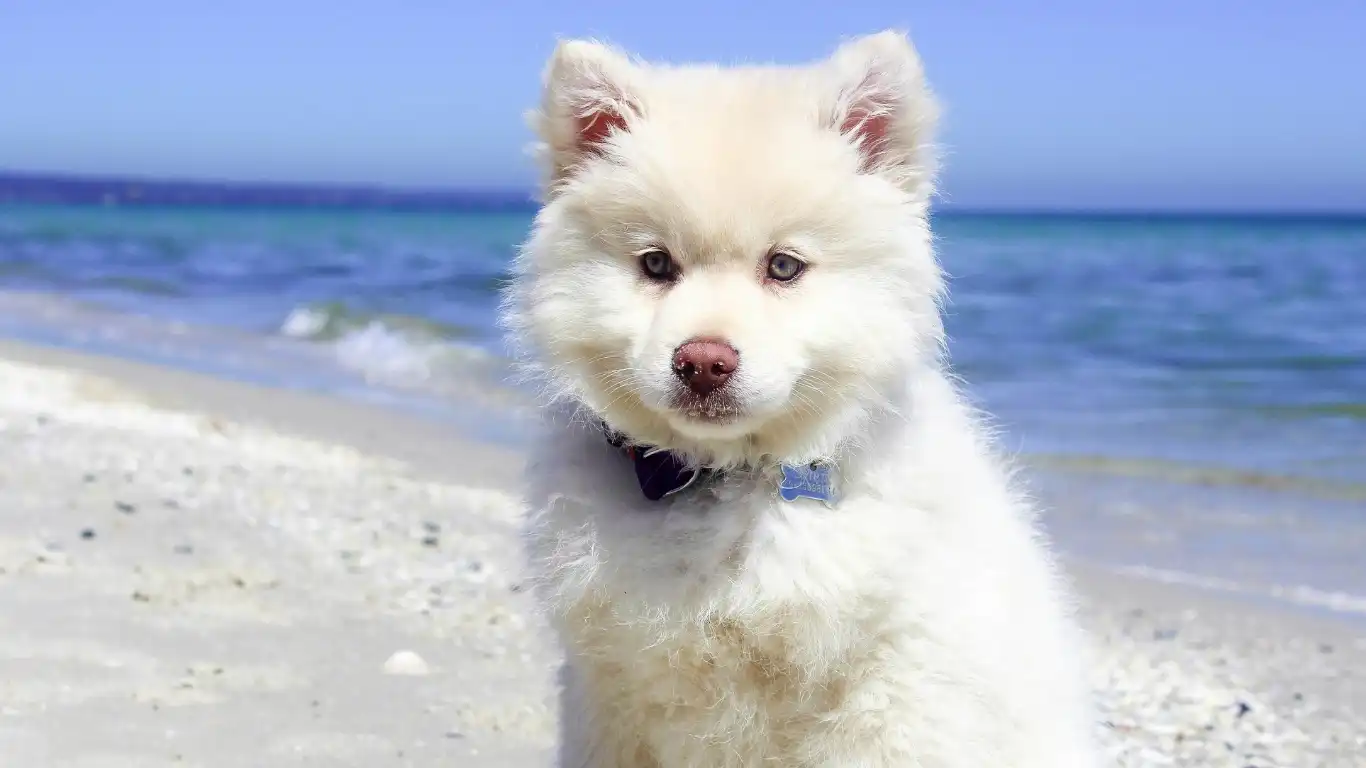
top-left (381, 650), bottom-right (430, 677)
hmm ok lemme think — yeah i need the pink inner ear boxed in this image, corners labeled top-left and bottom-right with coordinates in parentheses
top-left (841, 108), bottom-right (892, 170)
top-left (576, 109), bottom-right (628, 154)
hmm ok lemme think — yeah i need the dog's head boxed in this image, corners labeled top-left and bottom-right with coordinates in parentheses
top-left (505, 31), bottom-right (945, 466)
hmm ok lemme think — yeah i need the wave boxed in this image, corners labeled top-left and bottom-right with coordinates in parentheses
top-left (1112, 564), bottom-right (1366, 617)
top-left (280, 301), bottom-right (473, 344)
top-left (277, 302), bottom-right (519, 404)
top-left (1023, 452), bottom-right (1366, 501)
top-left (1258, 402), bottom-right (1366, 420)
top-left (0, 262), bottom-right (187, 297)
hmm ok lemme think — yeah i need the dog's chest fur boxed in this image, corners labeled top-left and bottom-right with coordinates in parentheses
top-left (529, 444), bottom-right (906, 764)
top-left (570, 601), bottom-right (867, 766)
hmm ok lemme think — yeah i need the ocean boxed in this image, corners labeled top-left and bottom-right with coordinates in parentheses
top-left (2, 202), bottom-right (1364, 617)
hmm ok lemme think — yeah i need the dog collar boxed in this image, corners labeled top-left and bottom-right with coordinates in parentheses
top-left (603, 425), bottom-right (715, 501)
top-left (602, 423), bottom-right (838, 506)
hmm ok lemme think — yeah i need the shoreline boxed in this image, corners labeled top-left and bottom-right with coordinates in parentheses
top-left (1, 337), bottom-right (1363, 765)
top-left (4, 284), bottom-right (1363, 498)
top-left (0, 338), bottom-right (525, 490)
top-left (10, 332), bottom-right (1365, 624)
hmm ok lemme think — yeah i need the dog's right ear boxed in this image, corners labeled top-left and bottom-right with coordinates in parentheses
top-left (532, 39), bottom-right (643, 186)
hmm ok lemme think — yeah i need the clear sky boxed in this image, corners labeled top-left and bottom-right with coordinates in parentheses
top-left (2, 1), bottom-right (1363, 211)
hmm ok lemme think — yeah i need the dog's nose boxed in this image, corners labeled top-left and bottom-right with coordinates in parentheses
top-left (672, 338), bottom-right (739, 397)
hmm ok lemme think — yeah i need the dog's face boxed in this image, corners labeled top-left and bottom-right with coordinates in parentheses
top-left (507, 32), bottom-right (945, 465)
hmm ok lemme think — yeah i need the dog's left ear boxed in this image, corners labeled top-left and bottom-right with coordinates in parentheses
top-left (531, 39), bottom-right (644, 189)
top-left (824, 31), bottom-right (940, 199)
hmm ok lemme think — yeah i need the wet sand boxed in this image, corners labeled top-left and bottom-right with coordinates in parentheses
top-left (1, 339), bottom-right (1362, 766)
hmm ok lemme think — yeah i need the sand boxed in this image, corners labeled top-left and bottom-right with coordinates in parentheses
top-left (0, 339), bottom-right (1362, 767)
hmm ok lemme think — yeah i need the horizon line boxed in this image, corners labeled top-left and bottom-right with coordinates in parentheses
top-left (2, 169), bottom-right (1363, 219)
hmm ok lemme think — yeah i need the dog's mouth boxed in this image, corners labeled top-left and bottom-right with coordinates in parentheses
top-left (668, 389), bottom-right (745, 425)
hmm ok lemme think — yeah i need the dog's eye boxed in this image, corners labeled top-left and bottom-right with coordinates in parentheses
top-left (639, 249), bottom-right (677, 281)
top-left (766, 252), bottom-right (806, 282)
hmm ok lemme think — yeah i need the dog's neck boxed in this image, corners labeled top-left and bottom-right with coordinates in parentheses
top-left (590, 386), bottom-right (910, 504)
top-left (600, 422), bottom-right (718, 501)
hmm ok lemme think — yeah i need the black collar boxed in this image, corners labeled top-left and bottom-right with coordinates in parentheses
top-left (603, 425), bottom-right (717, 501)
top-left (600, 422), bottom-right (840, 506)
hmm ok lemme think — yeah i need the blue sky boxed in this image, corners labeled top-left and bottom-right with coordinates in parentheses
top-left (2, 1), bottom-right (1363, 210)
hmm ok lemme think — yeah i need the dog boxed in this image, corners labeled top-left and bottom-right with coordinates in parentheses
top-left (501, 29), bottom-right (1097, 767)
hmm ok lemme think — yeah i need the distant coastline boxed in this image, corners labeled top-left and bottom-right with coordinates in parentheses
top-left (0, 170), bottom-right (538, 212)
top-left (3, 170), bottom-right (1364, 220)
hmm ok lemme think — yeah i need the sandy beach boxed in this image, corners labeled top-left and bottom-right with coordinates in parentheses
top-left (1, 338), bottom-right (1363, 767)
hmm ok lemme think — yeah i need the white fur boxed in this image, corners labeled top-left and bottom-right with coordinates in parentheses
top-left (501, 30), bottom-right (1097, 767)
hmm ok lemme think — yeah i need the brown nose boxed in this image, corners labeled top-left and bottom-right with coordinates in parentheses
top-left (672, 338), bottom-right (739, 397)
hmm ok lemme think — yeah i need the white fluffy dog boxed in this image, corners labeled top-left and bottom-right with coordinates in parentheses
top-left (502, 30), bottom-right (1097, 768)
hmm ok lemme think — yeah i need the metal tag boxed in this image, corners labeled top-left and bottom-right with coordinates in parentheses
top-left (778, 462), bottom-right (838, 507)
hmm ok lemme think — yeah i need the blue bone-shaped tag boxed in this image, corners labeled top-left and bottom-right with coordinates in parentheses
top-left (778, 463), bottom-right (837, 506)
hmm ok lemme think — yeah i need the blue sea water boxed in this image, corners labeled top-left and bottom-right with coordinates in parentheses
top-left (2, 203), bottom-right (1364, 615)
